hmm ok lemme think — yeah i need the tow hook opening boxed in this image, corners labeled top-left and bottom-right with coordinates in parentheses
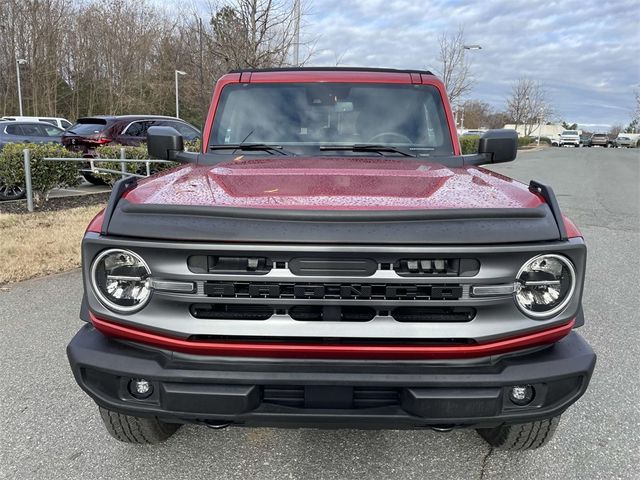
top-left (430, 424), bottom-right (456, 432)
top-left (204, 421), bottom-right (231, 430)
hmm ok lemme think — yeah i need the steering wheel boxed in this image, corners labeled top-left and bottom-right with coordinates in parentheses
top-left (367, 132), bottom-right (412, 144)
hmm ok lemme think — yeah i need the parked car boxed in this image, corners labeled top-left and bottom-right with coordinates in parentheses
top-left (68, 67), bottom-right (595, 451)
top-left (579, 134), bottom-right (591, 147)
top-left (2, 115), bottom-right (72, 130)
top-left (615, 133), bottom-right (640, 148)
top-left (61, 115), bottom-right (201, 184)
top-left (0, 121), bottom-right (65, 200)
top-left (588, 133), bottom-right (609, 147)
top-left (559, 130), bottom-right (580, 147)
top-left (0, 121), bottom-right (64, 150)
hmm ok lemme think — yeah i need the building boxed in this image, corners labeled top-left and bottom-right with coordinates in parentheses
top-left (503, 123), bottom-right (568, 138)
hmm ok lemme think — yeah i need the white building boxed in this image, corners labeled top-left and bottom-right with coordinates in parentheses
top-left (503, 123), bottom-right (569, 138)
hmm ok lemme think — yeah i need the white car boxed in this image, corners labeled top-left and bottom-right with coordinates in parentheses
top-left (1, 115), bottom-right (72, 130)
top-left (559, 130), bottom-right (580, 147)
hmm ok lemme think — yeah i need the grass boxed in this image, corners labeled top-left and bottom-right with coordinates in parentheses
top-left (0, 205), bottom-right (103, 285)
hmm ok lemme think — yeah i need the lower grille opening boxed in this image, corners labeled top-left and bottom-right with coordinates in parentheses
top-left (392, 307), bottom-right (476, 322)
top-left (190, 304), bottom-right (273, 320)
top-left (262, 385), bottom-right (400, 409)
top-left (289, 306), bottom-right (376, 322)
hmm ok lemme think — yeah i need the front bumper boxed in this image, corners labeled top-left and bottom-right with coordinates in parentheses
top-left (67, 325), bottom-right (595, 429)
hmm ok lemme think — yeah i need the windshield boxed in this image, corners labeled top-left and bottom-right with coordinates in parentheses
top-left (210, 83), bottom-right (454, 156)
top-left (562, 130), bottom-right (579, 135)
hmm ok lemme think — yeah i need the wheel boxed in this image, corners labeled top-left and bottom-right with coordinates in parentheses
top-left (476, 416), bottom-right (560, 451)
top-left (82, 171), bottom-right (107, 185)
top-left (98, 406), bottom-right (180, 444)
top-left (0, 183), bottom-right (26, 201)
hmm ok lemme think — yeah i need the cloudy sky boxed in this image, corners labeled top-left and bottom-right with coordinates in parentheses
top-left (300, 0), bottom-right (639, 129)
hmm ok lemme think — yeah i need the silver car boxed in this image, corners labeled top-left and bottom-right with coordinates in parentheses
top-left (0, 121), bottom-right (65, 201)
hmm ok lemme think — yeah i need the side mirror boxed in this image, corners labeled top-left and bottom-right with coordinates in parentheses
top-left (147, 126), bottom-right (184, 161)
top-left (477, 129), bottom-right (518, 164)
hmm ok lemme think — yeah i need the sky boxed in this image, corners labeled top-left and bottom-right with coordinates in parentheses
top-left (298, 0), bottom-right (639, 130)
top-left (182, 0), bottom-right (640, 130)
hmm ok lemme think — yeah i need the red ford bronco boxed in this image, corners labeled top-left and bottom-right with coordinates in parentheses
top-left (67, 68), bottom-right (595, 450)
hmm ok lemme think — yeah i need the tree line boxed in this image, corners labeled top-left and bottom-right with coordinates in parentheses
top-left (0, 0), bottom-right (302, 129)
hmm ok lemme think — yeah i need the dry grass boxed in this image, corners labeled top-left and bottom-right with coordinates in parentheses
top-left (0, 205), bottom-right (103, 285)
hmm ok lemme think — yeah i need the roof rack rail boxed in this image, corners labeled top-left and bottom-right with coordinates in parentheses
top-left (228, 67), bottom-right (434, 75)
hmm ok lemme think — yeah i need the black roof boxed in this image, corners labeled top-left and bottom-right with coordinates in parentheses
top-left (229, 67), bottom-right (434, 75)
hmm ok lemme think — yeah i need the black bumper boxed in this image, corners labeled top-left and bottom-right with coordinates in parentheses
top-left (67, 324), bottom-right (596, 429)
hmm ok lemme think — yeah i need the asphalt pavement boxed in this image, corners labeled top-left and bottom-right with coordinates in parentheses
top-left (1, 146), bottom-right (639, 480)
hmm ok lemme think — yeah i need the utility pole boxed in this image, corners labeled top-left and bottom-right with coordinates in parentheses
top-left (293, 0), bottom-right (301, 66)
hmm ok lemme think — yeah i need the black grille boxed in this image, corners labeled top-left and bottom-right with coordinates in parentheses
top-left (204, 281), bottom-right (463, 301)
top-left (262, 385), bottom-right (400, 409)
top-left (392, 307), bottom-right (475, 322)
top-left (190, 304), bottom-right (272, 320)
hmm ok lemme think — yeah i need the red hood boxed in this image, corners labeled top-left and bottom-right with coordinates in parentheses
top-left (123, 156), bottom-right (543, 210)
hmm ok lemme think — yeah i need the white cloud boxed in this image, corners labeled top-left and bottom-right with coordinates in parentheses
top-left (304, 0), bottom-right (640, 125)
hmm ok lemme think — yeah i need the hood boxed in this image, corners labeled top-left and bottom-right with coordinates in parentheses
top-left (123, 156), bottom-right (543, 210)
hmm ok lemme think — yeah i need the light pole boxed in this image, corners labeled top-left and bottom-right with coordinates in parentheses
top-left (293, 0), bottom-right (301, 66)
top-left (16, 59), bottom-right (27, 116)
top-left (460, 45), bottom-right (481, 132)
top-left (175, 70), bottom-right (186, 118)
top-left (536, 108), bottom-right (544, 146)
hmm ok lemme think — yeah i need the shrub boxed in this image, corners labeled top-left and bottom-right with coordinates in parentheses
top-left (518, 137), bottom-right (532, 148)
top-left (460, 135), bottom-right (480, 155)
top-left (0, 143), bottom-right (80, 207)
top-left (184, 138), bottom-right (202, 152)
top-left (93, 144), bottom-right (178, 185)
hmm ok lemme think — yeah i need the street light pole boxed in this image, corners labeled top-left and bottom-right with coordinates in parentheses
top-left (175, 70), bottom-right (186, 118)
top-left (293, 0), bottom-right (301, 66)
top-left (16, 59), bottom-right (27, 116)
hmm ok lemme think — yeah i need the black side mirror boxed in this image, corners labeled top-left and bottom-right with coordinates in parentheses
top-left (477, 129), bottom-right (518, 164)
top-left (147, 126), bottom-right (187, 161)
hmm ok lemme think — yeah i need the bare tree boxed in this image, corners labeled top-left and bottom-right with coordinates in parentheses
top-left (0, 0), bottom-right (307, 127)
top-left (436, 27), bottom-right (475, 106)
top-left (506, 78), bottom-right (552, 136)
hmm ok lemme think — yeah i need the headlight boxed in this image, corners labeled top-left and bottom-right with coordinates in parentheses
top-left (91, 249), bottom-right (152, 313)
top-left (515, 254), bottom-right (575, 318)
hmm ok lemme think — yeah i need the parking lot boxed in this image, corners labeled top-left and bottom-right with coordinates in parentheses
top-left (1, 147), bottom-right (638, 480)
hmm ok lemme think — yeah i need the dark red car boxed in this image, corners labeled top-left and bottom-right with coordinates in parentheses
top-left (62, 115), bottom-right (200, 156)
top-left (67, 68), bottom-right (595, 451)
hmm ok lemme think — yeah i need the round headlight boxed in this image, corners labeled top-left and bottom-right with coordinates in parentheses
top-left (91, 249), bottom-right (152, 313)
top-left (515, 254), bottom-right (575, 318)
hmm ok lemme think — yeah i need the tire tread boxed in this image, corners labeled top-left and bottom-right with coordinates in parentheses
top-left (98, 406), bottom-right (179, 444)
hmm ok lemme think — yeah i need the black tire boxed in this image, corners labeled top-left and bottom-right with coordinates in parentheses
top-left (82, 172), bottom-right (107, 185)
top-left (476, 416), bottom-right (560, 451)
top-left (0, 183), bottom-right (26, 201)
top-left (98, 406), bottom-right (180, 444)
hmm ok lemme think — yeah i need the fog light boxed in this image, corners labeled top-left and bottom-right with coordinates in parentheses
top-left (129, 378), bottom-right (153, 398)
top-left (509, 385), bottom-right (535, 406)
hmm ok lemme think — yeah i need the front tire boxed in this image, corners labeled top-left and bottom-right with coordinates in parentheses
top-left (476, 416), bottom-right (560, 451)
top-left (98, 406), bottom-right (180, 444)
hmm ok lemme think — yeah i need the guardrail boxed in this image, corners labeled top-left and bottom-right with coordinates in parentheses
top-left (21, 147), bottom-right (173, 212)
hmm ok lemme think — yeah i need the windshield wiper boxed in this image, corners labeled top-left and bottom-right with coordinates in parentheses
top-left (209, 143), bottom-right (293, 156)
top-left (319, 144), bottom-right (415, 157)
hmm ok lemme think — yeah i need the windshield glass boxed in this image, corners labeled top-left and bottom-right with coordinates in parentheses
top-left (210, 83), bottom-right (454, 156)
top-left (562, 130), bottom-right (578, 135)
